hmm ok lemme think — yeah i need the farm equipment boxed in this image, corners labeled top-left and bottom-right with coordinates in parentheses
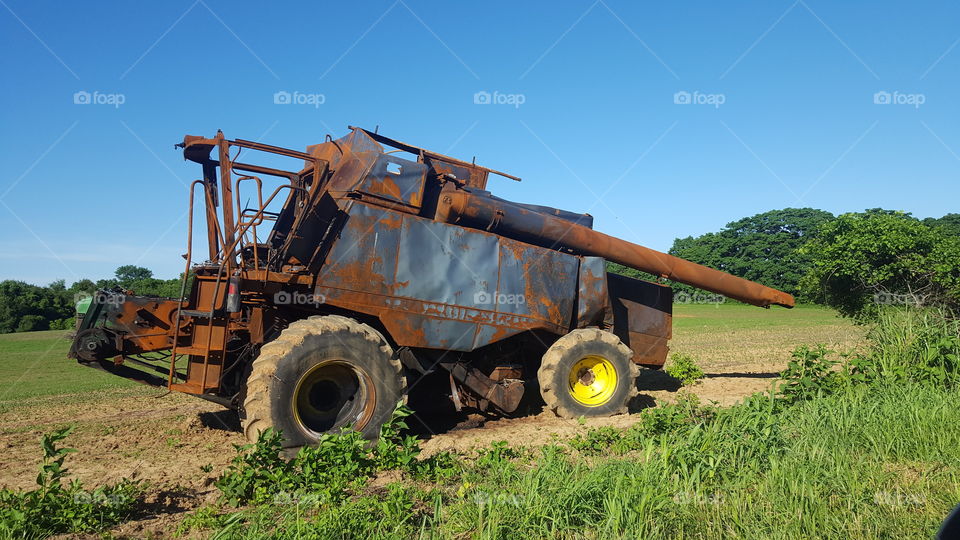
top-left (69, 127), bottom-right (794, 449)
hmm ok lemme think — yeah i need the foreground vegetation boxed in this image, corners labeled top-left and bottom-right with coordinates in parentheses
top-left (178, 309), bottom-right (958, 539)
top-left (186, 382), bottom-right (957, 539)
top-left (1, 307), bottom-right (954, 538)
top-left (0, 427), bottom-right (139, 537)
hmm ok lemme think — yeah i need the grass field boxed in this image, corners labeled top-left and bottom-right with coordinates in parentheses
top-left (671, 303), bottom-right (863, 369)
top-left (9, 304), bottom-right (956, 538)
top-left (0, 330), bottom-right (145, 407)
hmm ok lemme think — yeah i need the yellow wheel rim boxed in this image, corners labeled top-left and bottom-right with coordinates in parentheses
top-left (567, 355), bottom-right (618, 406)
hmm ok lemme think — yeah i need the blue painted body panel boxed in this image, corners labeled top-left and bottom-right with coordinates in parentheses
top-left (315, 201), bottom-right (580, 351)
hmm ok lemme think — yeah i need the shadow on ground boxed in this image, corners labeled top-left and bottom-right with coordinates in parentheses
top-left (198, 410), bottom-right (241, 432)
top-left (638, 369), bottom-right (682, 393)
top-left (704, 372), bottom-right (779, 379)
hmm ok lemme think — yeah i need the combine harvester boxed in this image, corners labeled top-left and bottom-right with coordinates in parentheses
top-left (70, 127), bottom-right (793, 450)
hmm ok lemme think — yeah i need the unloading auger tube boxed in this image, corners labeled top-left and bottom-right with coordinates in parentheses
top-left (436, 189), bottom-right (795, 309)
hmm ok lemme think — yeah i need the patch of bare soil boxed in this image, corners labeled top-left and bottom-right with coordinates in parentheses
top-left (1, 389), bottom-right (244, 537)
top-left (0, 389), bottom-right (243, 495)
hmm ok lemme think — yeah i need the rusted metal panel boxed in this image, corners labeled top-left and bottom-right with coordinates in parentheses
top-left (352, 126), bottom-right (521, 189)
top-left (315, 201), bottom-right (401, 297)
top-left (607, 273), bottom-right (672, 368)
top-left (497, 239), bottom-right (579, 324)
top-left (576, 256), bottom-right (609, 327)
top-left (395, 213), bottom-right (500, 308)
top-left (357, 154), bottom-right (427, 209)
top-left (313, 200), bottom-right (578, 350)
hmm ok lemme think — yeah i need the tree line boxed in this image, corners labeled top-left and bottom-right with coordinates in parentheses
top-left (0, 265), bottom-right (183, 333)
top-left (609, 208), bottom-right (959, 318)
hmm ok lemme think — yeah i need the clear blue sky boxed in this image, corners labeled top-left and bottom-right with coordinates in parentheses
top-left (1, 0), bottom-right (957, 284)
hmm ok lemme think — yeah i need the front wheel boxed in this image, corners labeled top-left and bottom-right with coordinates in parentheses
top-left (538, 328), bottom-right (638, 418)
top-left (241, 315), bottom-right (405, 449)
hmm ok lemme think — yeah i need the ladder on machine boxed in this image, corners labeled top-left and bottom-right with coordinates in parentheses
top-left (168, 271), bottom-right (231, 395)
top-left (166, 177), bottom-right (234, 395)
top-left (166, 177), bottom-right (294, 396)
top-left (166, 132), bottom-right (319, 397)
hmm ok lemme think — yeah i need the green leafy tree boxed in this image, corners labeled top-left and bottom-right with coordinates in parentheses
top-left (924, 213), bottom-right (960, 236)
top-left (0, 281), bottom-right (74, 333)
top-left (661, 208), bottom-right (834, 298)
top-left (68, 279), bottom-right (96, 295)
top-left (607, 208), bottom-right (834, 301)
top-left (114, 265), bottom-right (153, 286)
top-left (101, 265), bottom-right (183, 298)
top-left (0, 266), bottom-right (182, 333)
top-left (800, 210), bottom-right (960, 318)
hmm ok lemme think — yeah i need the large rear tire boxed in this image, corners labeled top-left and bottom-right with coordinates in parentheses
top-left (241, 315), bottom-right (405, 448)
top-left (538, 328), bottom-right (638, 418)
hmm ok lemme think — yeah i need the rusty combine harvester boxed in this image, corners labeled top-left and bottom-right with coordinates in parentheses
top-left (69, 127), bottom-right (794, 449)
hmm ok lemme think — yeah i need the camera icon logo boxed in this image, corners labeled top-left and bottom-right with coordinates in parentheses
top-left (873, 91), bottom-right (891, 105)
top-left (474, 291), bottom-right (492, 304)
top-left (274, 91), bottom-right (291, 105)
top-left (73, 91), bottom-right (91, 105)
top-left (274, 291), bottom-right (291, 304)
top-left (673, 91), bottom-right (691, 105)
top-left (473, 91), bottom-right (491, 105)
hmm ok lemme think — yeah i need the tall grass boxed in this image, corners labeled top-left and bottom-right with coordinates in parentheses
top-left (416, 383), bottom-right (957, 540)
top-left (862, 308), bottom-right (960, 385)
